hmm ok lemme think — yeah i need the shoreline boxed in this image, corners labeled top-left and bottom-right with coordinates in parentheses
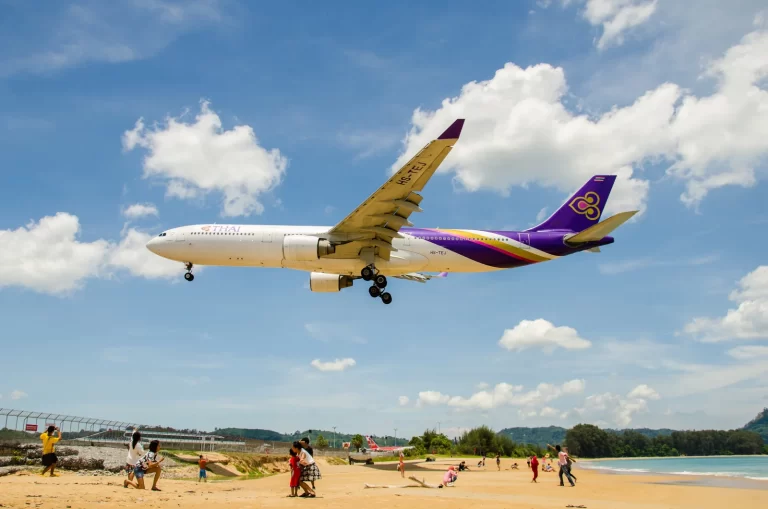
top-left (580, 454), bottom-right (766, 461)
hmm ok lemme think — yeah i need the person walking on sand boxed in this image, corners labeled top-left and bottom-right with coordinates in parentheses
top-left (547, 444), bottom-right (575, 487)
top-left (496, 453), bottom-right (501, 471)
top-left (40, 425), bottom-right (61, 477)
top-left (564, 447), bottom-right (577, 482)
top-left (288, 449), bottom-right (301, 497)
top-left (124, 440), bottom-right (165, 491)
top-left (198, 455), bottom-right (209, 482)
top-left (398, 450), bottom-right (405, 478)
top-left (530, 454), bottom-right (539, 483)
top-left (125, 429), bottom-right (144, 483)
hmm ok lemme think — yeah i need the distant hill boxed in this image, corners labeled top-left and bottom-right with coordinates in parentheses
top-left (211, 428), bottom-right (408, 447)
top-left (499, 426), bottom-right (675, 447)
top-left (743, 408), bottom-right (768, 442)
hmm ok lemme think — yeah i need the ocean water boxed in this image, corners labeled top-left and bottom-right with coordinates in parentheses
top-left (581, 456), bottom-right (768, 481)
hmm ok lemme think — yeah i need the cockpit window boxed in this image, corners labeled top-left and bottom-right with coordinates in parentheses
top-left (159, 232), bottom-right (167, 237)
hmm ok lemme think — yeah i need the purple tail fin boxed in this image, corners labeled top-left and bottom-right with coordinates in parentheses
top-left (528, 175), bottom-right (617, 232)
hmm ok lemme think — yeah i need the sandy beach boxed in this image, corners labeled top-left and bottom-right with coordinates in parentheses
top-left (1, 457), bottom-right (767, 509)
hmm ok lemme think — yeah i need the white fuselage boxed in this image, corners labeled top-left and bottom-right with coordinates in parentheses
top-left (145, 224), bottom-right (555, 276)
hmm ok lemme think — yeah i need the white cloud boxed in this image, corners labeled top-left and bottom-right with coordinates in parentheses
top-left (107, 228), bottom-right (183, 279)
top-left (10, 390), bottom-right (27, 400)
top-left (310, 358), bottom-right (356, 372)
top-left (122, 203), bottom-right (159, 219)
top-left (0, 213), bottom-right (184, 295)
top-left (392, 27), bottom-right (768, 212)
top-left (583, 0), bottom-right (659, 50)
top-left (535, 207), bottom-right (549, 222)
top-left (416, 391), bottom-right (451, 407)
top-left (476, 382), bottom-right (490, 390)
top-left (416, 379), bottom-right (584, 411)
top-left (499, 319), bottom-right (592, 353)
top-left (123, 100), bottom-right (287, 217)
top-left (578, 387), bottom-right (655, 427)
top-left (540, 406), bottom-right (560, 418)
top-left (0, 1), bottom-right (226, 77)
top-left (728, 345), bottom-right (768, 360)
top-left (398, 396), bottom-right (410, 406)
top-left (627, 384), bottom-right (660, 400)
top-left (683, 265), bottom-right (768, 341)
top-left (0, 213), bottom-right (111, 294)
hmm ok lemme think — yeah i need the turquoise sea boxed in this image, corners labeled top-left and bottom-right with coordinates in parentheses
top-left (581, 456), bottom-right (768, 481)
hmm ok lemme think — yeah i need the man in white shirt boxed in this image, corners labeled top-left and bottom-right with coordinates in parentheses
top-left (547, 443), bottom-right (575, 487)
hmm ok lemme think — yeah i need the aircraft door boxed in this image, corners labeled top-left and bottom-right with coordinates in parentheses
top-left (165, 231), bottom-right (175, 242)
top-left (176, 231), bottom-right (185, 242)
top-left (518, 233), bottom-right (531, 249)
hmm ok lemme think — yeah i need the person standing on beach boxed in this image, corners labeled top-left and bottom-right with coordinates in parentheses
top-left (547, 444), bottom-right (575, 487)
top-left (198, 455), bottom-right (208, 482)
top-left (125, 430), bottom-right (144, 483)
top-left (293, 441), bottom-right (319, 498)
top-left (40, 425), bottom-right (61, 477)
top-left (564, 447), bottom-right (577, 482)
top-left (288, 449), bottom-right (301, 497)
top-left (300, 437), bottom-right (316, 491)
top-left (496, 453), bottom-right (501, 471)
top-left (398, 450), bottom-right (405, 478)
top-left (530, 455), bottom-right (539, 483)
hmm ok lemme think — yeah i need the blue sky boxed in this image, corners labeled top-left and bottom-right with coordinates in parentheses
top-left (2, 0), bottom-right (768, 439)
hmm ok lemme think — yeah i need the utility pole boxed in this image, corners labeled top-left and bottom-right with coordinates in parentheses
top-left (332, 426), bottom-right (337, 449)
top-left (437, 422), bottom-right (441, 434)
top-left (394, 428), bottom-right (398, 446)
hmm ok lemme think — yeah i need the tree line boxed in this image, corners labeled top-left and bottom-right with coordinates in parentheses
top-left (565, 424), bottom-right (766, 458)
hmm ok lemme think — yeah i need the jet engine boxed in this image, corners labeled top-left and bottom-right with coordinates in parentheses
top-left (309, 272), bottom-right (354, 292)
top-left (283, 235), bottom-right (336, 262)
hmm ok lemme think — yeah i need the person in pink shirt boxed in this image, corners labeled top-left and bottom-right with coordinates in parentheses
top-left (441, 465), bottom-right (458, 487)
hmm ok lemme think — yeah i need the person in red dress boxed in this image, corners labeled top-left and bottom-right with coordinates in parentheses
top-left (531, 455), bottom-right (539, 483)
top-left (289, 449), bottom-right (301, 497)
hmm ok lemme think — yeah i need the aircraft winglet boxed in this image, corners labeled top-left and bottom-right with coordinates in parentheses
top-left (438, 119), bottom-right (465, 140)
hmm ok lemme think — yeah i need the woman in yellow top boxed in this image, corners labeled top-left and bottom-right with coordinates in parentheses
top-left (40, 425), bottom-right (62, 477)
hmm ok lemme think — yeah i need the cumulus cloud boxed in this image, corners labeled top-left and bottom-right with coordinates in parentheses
top-left (416, 379), bottom-right (584, 411)
top-left (683, 266), bottom-right (768, 341)
top-left (476, 382), bottom-right (490, 390)
top-left (310, 358), bottom-right (356, 372)
top-left (123, 100), bottom-right (287, 217)
top-left (0, 213), bottom-right (111, 294)
top-left (575, 384), bottom-right (660, 426)
top-left (539, 406), bottom-right (561, 418)
top-left (499, 319), bottom-right (592, 353)
top-left (10, 390), bottom-right (27, 400)
top-left (727, 345), bottom-right (768, 360)
top-left (122, 203), bottom-right (159, 219)
top-left (391, 27), bottom-right (768, 212)
top-left (582, 0), bottom-right (659, 50)
top-left (0, 213), bottom-right (183, 295)
top-left (398, 396), bottom-right (410, 406)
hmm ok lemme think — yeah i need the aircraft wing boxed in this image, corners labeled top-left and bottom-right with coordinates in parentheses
top-left (394, 272), bottom-right (448, 283)
top-left (327, 119), bottom-right (465, 261)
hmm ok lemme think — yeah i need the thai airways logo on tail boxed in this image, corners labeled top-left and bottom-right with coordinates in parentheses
top-left (529, 175), bottom-right (616, 233)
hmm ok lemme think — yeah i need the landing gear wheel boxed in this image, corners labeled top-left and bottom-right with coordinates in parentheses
top-left (361, 266), bottom-right (374, 281)
top-left (368, 285), bottom-right (381, 298)
top-left (380, 292), bottom-right (392, 305)
top-left (374, 275), bottom-right (387, 288)
top-left (184, 272), bottom-right (194, 282)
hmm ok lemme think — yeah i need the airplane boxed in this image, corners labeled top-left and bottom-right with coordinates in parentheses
top-left (364, 435), bottom-right (413, 453)
top-left (145, 119), bottom-right (638, 305)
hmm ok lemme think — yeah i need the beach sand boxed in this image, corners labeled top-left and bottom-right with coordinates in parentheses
top-left (1, 457), bottom-right (766, 509)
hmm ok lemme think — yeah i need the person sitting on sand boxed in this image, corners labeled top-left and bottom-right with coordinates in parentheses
top-left (124, 440), bottom-right (164, 491)
top-left (288, 449), bottom-right (301, 497)
top-left (457, 461), bottom-right (470, 471)
top-left (40, 425), bottom-right (61, 477)
top-left (294, 441), bottom-right (320, 498)
top-left (510, 462), bottom-right (519, 470)
top-left (441, 465), bottom-right (458, 487)
top-left (125, 430), bottom-right (144, 483)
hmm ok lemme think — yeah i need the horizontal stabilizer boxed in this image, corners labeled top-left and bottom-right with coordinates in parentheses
top-left (395, 272), bottom-right (448, 283)
top-left (587, 247), bottom-right (601, 253)
top-left (567, 211), bottom-right (638, 243)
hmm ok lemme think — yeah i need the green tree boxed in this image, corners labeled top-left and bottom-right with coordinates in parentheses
top-left (351, 434), bottom-right (364, 452)
top-left (315, 435), bottom-right (329, 449)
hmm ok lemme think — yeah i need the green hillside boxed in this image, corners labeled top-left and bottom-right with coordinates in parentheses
top-left (743, 408), bottom-right (768, 441)
top-left (498, 426), bottom-right (567, 446)
top-left (212, 428), bottom-right (408, 447)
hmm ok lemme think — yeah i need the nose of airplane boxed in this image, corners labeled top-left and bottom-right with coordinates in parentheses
top-left (145, 236), bottom-right (161, 254)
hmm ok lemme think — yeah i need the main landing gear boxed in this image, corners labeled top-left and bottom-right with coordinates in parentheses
top-left (184, 262), bottom-right (194, 282)
top-left (362, 265), bottom-right (392, 305)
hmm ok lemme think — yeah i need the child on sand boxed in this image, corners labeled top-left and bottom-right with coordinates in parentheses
top-left (288, 449), bottom-right (301, 497)
top-left (198, 455), bottom-right (208, 482)
top-left (530, 455), bottom-right (539, 483)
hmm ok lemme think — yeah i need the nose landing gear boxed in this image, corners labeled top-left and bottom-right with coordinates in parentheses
top-left (361, 265), bottom-right (392, 305)
top-left (184, 262), bottom-right (194, 282)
